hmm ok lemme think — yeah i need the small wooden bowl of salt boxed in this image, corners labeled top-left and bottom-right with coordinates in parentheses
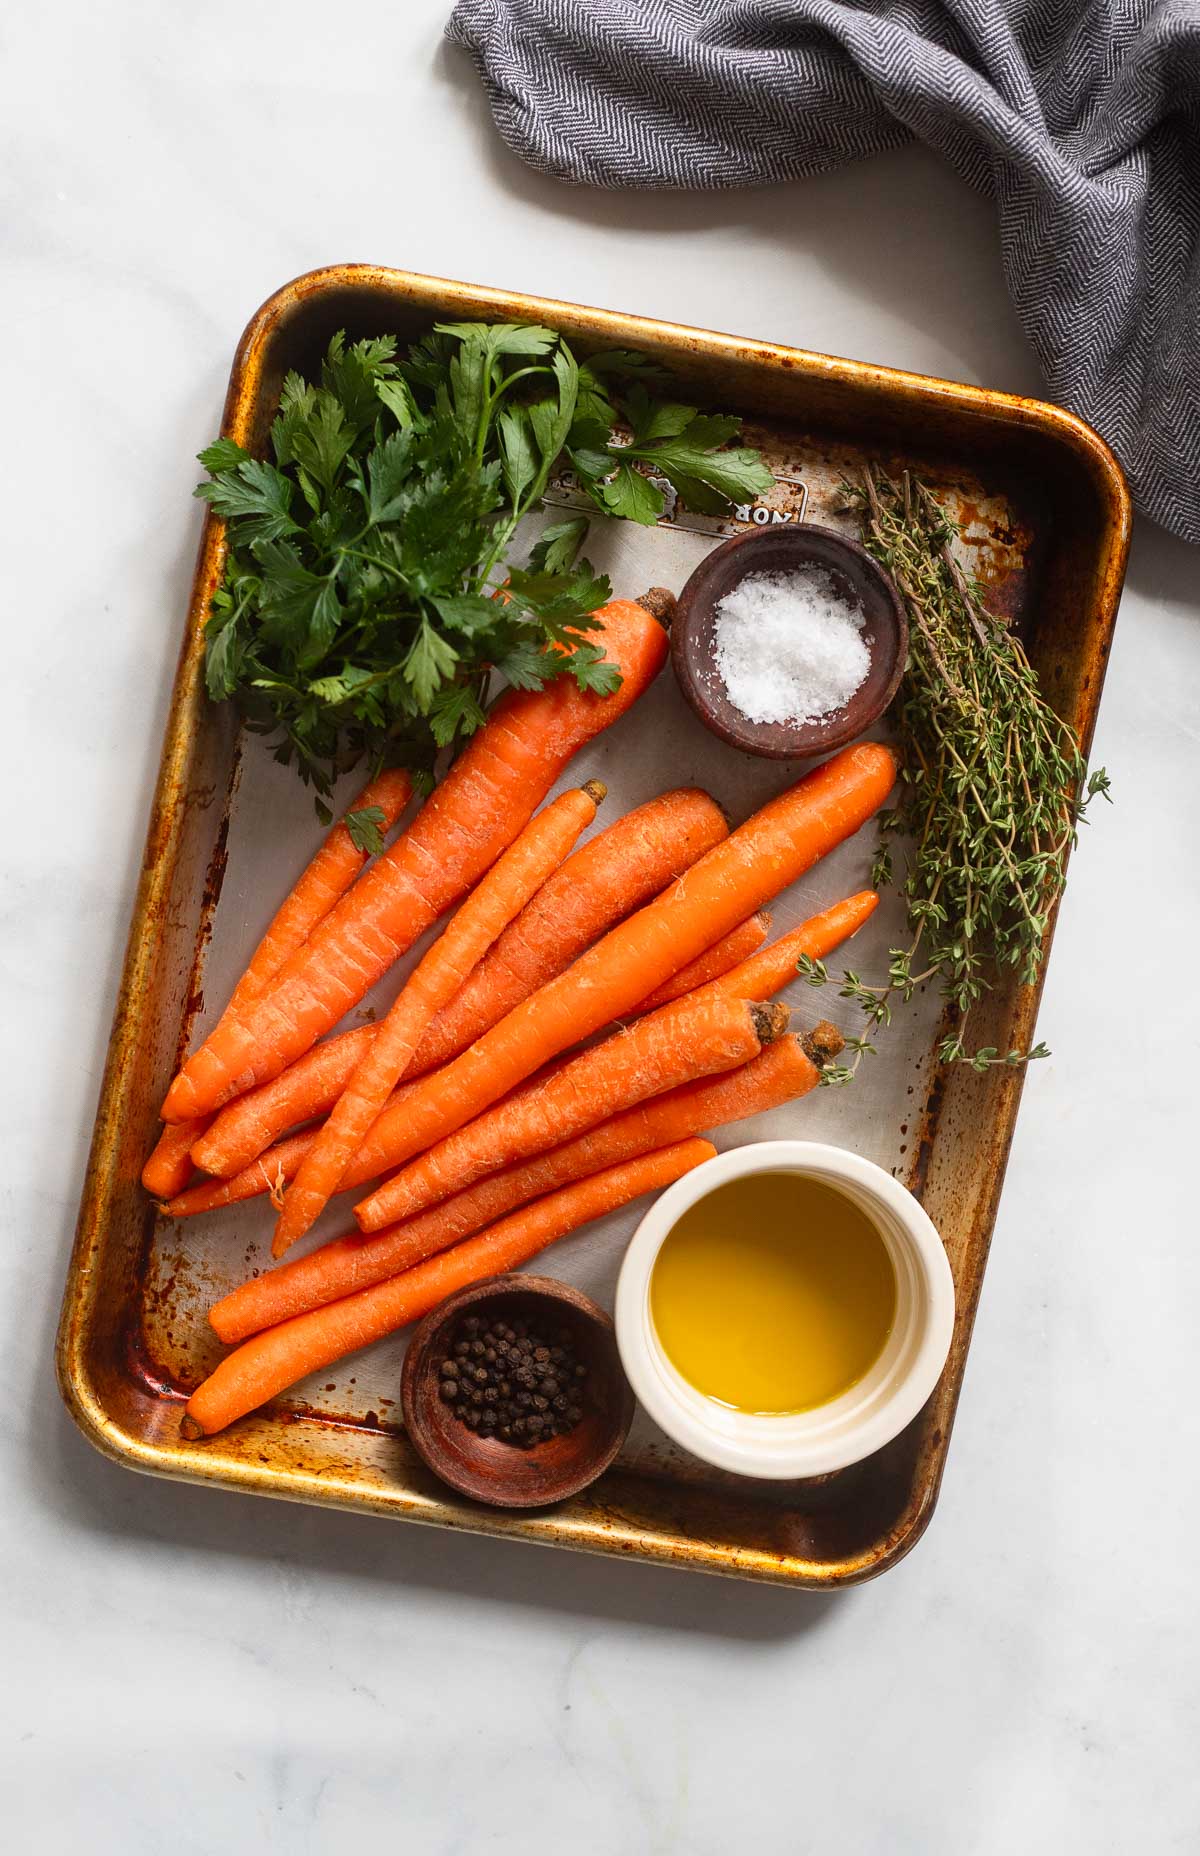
top-left (671, 526), bottom-right (907, 759)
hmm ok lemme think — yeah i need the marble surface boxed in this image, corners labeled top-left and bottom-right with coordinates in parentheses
top-left (4, 4), bottom-right (1197, 1849)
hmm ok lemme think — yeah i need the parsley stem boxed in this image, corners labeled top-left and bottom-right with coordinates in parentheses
top-left (474, 363), bottom-right (555, 463)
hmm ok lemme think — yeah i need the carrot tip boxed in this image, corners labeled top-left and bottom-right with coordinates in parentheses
top-left (582, 779), bottom-right (608, 805)
top-left (179, 1414), bottom-right (204, 1442)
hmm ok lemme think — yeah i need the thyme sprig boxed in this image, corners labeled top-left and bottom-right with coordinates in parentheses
top-left (803, 465), bottom-right (1110, 1083)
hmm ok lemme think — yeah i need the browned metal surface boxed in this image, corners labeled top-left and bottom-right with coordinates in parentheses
top-left (56, 265), bottom-right (1131, 1587)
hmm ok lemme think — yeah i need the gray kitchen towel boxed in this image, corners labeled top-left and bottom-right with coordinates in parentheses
top-left (447, 1), bottom-right (1200, 543)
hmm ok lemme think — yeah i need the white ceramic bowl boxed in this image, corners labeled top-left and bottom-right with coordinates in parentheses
top-left (615, 1140), bottom-right (955, 1480)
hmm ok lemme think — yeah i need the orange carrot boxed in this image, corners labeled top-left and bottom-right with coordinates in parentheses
top-left (141, 1118), bottom-right (210, 1199)
top-left (634, 912), bottom-right (770, 1012)
top-left (163, 888), bottom-right (880, 1219)
top-left (331, 743), bottom-right (895, 1187)
top-left (354, 990), bottom-right (786, 1233)
top-left (225, 767), bottom-right (413, 1021)
top-left (194, 788), bottom-right (728, 1179)
top-left (404, 787), bottom-right (729, 1080)
top-left (162, 1128), bottom-right (315, 1219)
top-left (183, 1140), bottom-right (714, 1437)
top-left (161, 597), bottom-right (670, 1123)
top-left (692, 890), bottom-right (880, 1008)
top-left (273, 783), bottom-right (606, 1255)
top-left (190, 1022), bottom-right (377, 1179)
top-left (210, 1030), bottom-right (838, 1343)
top-left (163, 1060), bottom-right (567, 1219)
top-left (144, 769), bottom-right (409, 1184)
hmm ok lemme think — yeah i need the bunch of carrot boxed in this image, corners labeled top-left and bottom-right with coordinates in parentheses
top-left (148, 589), bottom-right (896, 1440)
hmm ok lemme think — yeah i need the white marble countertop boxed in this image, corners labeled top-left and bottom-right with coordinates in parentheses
top-left (5, 4), bottom-right (1197, 1849)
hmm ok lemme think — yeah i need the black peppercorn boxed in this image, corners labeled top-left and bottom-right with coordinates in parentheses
top-left (437, 1309), bottom-right (590, 1449)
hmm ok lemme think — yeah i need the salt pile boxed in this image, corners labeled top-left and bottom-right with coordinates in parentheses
top-left (712, 566), bottom-right (871, 726)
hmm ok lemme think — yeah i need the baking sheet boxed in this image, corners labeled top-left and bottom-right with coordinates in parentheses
top-left (142, 443), bottom-right (1000, 1484)
top-left (60, 266), bottom-right (1131, 1583)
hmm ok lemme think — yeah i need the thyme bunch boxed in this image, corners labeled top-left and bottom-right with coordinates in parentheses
top-left (803, 466), bottom-right (1110, 1082)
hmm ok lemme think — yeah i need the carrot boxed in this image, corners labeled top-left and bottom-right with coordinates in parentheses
top-left (161, 595), bottom-right (671, 1123)
top-left (224, 767), bottom-right (413, 1022)
top-left (693, 890), bottom-right (880, 1007)
top-left (272, 783), bottom-right (606, 1255)
top-left (634, 912), bottom-right (770, 1013)
top-left (182, 1140), bottom-right (714, 1437)
top-left (141, 1118), bottom-right (210, 1199)
top-left (165, 889), bottom-right (878, 1220)
top-left (331, 743), bottom-right (896, 1187)
top-left (144, 768), bottom-right (410, 1178)
top-left (162, 1128), bottom-right (315, 1219)
top-left (194, 787), bottom-right (728, 1179)
top-left (402, 787), bottom-right (729, 1081)
top-left (210, 1028), bottom-right (839, 1343)
top-left (163, 1060), bottom-right (567, 1219)
top-left (354, 990), bottom-right (787, 1232)
top-left (190, 1023), bottom-right (377, 1179)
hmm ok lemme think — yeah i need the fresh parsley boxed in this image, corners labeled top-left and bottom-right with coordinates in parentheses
top-left (343, 804), bottom-right (387, 856)
top-left (196, 325), bottom-right (773, 799)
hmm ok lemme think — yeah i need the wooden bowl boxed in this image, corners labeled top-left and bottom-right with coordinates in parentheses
top-left (671, 524), bottom-right (908, 759)
top-left (401, 1275), bottom-right (635, 1509)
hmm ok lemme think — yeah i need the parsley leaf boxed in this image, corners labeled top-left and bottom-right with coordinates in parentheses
top-left (625, 417), bottom-right (775, 507)
top-left (529, 517), bottom-right (590, 574)
top-left (344, 804), bottom-right (386, 856)
top-left (404, 618), bottom-right (458, 709)
top-left (198, 437), bottom-right (250, 474)
top-left (599, 461), bottom-right (665, 525)
top-left (196, 458), bottom-right (297, 543)
top-left (195, 325), bottom-right (770, 802)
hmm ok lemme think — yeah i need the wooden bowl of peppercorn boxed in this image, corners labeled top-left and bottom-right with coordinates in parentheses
top-left (401, 1274), bottom-right (636, 1508)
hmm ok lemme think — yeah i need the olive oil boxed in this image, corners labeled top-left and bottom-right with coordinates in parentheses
top-left (649, 1172), bottom-right (896, 1413)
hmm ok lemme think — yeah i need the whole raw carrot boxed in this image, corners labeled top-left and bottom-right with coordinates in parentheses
top-left (141, 1118), bottom-right (210, 1199)
top-left (404, 787), bottom-right (730, 1081)
top-left (354, 991), bottom-right (787, 1232)
top-left (191, 1022), bottom-right (377, 1179)
top-left (164, 889), bottom-right (879, 1219)
top-left (273, 783), bottom-right (606, 1255)
top-left (210, 1028), bottom-right (840, 1343)
top-left (195, 787), bottom-right (729, 1179)
top-left (162, 1129), bottom-right (314, 1218)
top-left (162, 596), bottom-right (671, 1124)
top-left (164, 1061), bottom-right (565, 1219)
top-left (144, 768), bottom-right (411, 1186)
top-left (335, 743), bottom-right (895, 1187)
top-left (182, 1139), bottom-right (714, 1437)
top-left (691, 890), bottom-right (879, 1007)
top-left (224, 767), bottom-right (413, 1021)
top-left (634, 911), bottom-right (770, 1013)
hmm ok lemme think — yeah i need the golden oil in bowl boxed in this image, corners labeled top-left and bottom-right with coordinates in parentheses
top-left (648, 1171), bottom-right (897, 1414)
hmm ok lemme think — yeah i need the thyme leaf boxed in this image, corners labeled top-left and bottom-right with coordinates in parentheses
top-left (803, 466), bottom-right (1110, 1077)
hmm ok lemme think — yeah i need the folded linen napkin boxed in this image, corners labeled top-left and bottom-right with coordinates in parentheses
top-left (447, 0), bottom-right (1200, 542)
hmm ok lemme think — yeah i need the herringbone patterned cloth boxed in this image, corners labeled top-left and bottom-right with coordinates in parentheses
top-left (447, 0), bottom-right (1200, 542)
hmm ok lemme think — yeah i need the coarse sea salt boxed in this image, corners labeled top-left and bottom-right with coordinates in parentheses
top-left (712, 566), bottom-right (872, 727)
